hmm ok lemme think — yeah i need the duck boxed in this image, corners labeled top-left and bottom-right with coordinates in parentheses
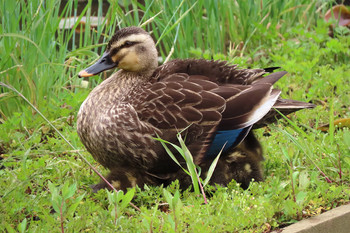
top-left (77, 26), bottom-right (315, 191)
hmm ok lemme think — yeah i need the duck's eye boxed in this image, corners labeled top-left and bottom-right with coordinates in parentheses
top-left (124, 41), bottom-right (134, 47)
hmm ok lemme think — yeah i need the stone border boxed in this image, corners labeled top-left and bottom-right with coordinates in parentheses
top-left (274, 203), bottom-right (350, 233)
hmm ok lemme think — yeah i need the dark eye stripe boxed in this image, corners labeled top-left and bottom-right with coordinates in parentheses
top-left (121, 41), bottom-right (140, 48)
top-left (109, 41), bottom-right (141, 57)
top-left (123, 41), bottom-right (134, 47)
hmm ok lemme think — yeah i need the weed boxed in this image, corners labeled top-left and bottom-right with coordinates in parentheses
top-left (106, 188), bottom-right (135, 226)
top-left (48, 181), bottom-right (85, 233)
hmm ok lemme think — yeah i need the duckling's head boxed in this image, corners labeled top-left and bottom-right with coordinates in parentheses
top-left (79, 27), bottom-right (158, 77)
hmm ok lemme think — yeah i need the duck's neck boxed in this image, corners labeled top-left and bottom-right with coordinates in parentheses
top-left (86, 67), bottom-right (156, 106)
top-left (98, 69), bottom-right (151, 100)
top-left (118, 68), bottom-right (155, 81)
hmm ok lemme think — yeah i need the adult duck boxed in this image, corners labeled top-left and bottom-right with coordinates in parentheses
top-left (77, 26), bottom-right (314, 191)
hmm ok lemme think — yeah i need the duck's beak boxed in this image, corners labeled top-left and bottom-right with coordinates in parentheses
top-left (78, 52), bottom-right (118, 78)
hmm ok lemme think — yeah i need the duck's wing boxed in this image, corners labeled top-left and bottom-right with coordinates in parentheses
top-left (127, 61), bottom-right (287, 163)
top-left (151, 60), bottom-right (286, 132)
top-left (169, 59), bottom-right (316, 128)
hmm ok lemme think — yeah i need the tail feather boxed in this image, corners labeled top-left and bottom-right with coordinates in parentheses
top-left (263, 67), bottom-right (280, 73)
top-left (273, 98), bottom-right (316, 109)
top-left (253, 98), bottom-right (315, 128)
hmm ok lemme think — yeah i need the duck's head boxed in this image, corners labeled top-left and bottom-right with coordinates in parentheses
top-left (78, 27), bottom-right (158, 77)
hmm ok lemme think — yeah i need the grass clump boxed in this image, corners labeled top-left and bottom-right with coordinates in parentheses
top-left (1, 0), bottom-right (350, 232)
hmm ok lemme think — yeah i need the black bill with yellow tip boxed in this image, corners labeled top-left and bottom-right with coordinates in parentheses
top-left (78, 52), bottom-right (118, 78)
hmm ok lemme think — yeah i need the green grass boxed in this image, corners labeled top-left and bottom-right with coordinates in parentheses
top-left (1, 0), bottom-right (350, 232)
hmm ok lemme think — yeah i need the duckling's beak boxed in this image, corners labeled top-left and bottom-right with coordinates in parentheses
top-left (78, 52), bottom-right (118, 78)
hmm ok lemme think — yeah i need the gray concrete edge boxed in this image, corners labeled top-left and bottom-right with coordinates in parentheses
top-left (273, 203), bottom-right (350, 233)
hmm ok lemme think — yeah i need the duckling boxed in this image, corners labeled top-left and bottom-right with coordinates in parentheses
top-left (77, 26), bottom-right (314, 191)
top-left (167, 131), bottom-right (264, 190)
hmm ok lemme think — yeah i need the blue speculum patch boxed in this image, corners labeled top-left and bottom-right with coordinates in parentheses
top-left (205, 126), bottom-right (251, 159)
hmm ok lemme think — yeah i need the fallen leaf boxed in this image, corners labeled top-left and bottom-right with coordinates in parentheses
top-left (318, 118), bottom-right (350, 131)
top-left (325, 5), bottom-right (350, 27)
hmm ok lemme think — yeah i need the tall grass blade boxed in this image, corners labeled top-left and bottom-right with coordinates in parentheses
top-left (202, 142), bottom-right (226, 187)
top-left (153, 135), bottom-right (189, 175)
top-left (177, 133), bottom-right (200, 194)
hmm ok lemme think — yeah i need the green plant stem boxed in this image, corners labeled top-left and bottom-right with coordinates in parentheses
top-left (337, 144), bottom-right (343, 183)
top-left (60, 199), bottom-right (65, 233)
top-left (174, 211), bottom-right (177, 232)
top-left (289, 161), bottom-right (296, 204)
top-left (195, 168), bottom-right (207, 204)
top-left (114, 205), bottom-right (118, 226)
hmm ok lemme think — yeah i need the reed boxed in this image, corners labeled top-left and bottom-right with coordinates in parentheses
top-left (0, 0), bottom-right (331, 118)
